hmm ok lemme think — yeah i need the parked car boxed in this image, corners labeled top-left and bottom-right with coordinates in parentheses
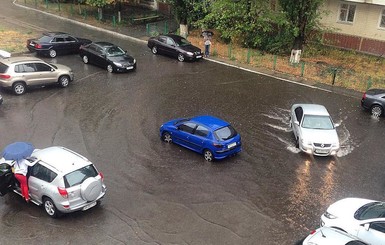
top-left (147, 34), bottom-right (203, 62)
top-left (0, 56), bottom-right (74, 95)
top-left (160, 115), bottom-right (242, 161)
top-left (361, 89), bottom-right (385, 117)
top-left (321, 198), bottom-right (385, 245)
top-left (302, 227), bottom-right (367, 245)
top-left (27, 32), bottom-right (91, 58)
top-left (290, 104), bottom-right (340, 156)
top-left (0, 146), bottom-right (106, 218)
top-left (79, 42), bottom-right (136, 73)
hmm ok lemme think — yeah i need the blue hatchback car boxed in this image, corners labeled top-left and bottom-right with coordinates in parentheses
top-left (160, 115), bottom-right (242, 161)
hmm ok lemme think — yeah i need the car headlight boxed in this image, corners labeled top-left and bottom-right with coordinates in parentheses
top-left (186, 52), bottom-right (193, 56)
top-left (113, 62), bottom-right (123, 67)
top-left (323, 211), bottom-right (337, 219)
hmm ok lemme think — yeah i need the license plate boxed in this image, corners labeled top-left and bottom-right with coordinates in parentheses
top-left (82, 201), bottom-right (97, 211)
top-left (196, 55), bottom-right (202, 58)
top-left (228, 142), bottom-right (237, 149)
top-left (315, 149), bottom-right (329, 154)
top-left (126, 66), bottom-right (134, 70)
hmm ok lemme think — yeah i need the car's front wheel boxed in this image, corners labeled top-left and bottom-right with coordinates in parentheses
top-left (107, 64), bottom-right (114, 73)
top-left (371, 105), bottom-right (383, 117)
top-left (177, 53), bottom-right (185, 62)
top-left (49, 49), bottom-right (57, 58)
top-left (13, 82), bottom-right (26, 95)
top-left (162, 132), bottom-right (172, 143)
top-left (203, 149), bottom-right (214, 162)
top-left (151, 46), bottom-right (158, 54)
top-left (82, 55), bottom-right (89, 64)
top-left (43, 197), bottom-right (60, 218)
top-left (58, 75), bottom-right (70, 88)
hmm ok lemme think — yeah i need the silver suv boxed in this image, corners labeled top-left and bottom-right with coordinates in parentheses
top-left (1, 146), bottom-right (106, 218)
top-left (0, 57), bottom-right (74, 95)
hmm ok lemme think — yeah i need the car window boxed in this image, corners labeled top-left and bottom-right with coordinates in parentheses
top-left (174, 37), bottom-right (191, 46)
top-left (65, 36), bottom-right (76, 42)
top-left (294, 107), bottom-right (303, 122)
top-left (355, 202), bottom-right (385, 220)
top-left (30, 163), bottom-right (57, 183)
top-left (195, 125), bottom-right (209, 137)
top-left (214, 125), bottom-right (237, 141)
top-left (159, 37), bottom-right (166, 43)
top-left (37, 35), bottom-right (53, 42)
top-left (0, 63), bottom-right (9, 73)
top-left (106, 46), bottom-right (125, 56)
top-left (346, 241), bottom-right (368, 245)
top-left (64, 164), bottom-right (98, 188)
top-left (34, 63), bottom-right (52, 72)
top-left (301, 115), bottom-right (334, 129)
top-left (15, 63), bottom-right (36, 73)
top-left (178, 122), bottom-right (196, 134)
top-left (370, 222), bottom-right (385, 233)
top-left (53, 37), bottom-right (65, 42)
top-left (166, 38), bottom-right (175, 46)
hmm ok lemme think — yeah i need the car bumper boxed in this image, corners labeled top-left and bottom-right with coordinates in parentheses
top-left (361, 100), bottom-right (370, 110)
top-left (56, 185), bottom-right (107, 213)
top-left (115, 65), bottom-right (136, 72)
top-left (213, 145), bottom-right (242, 160)
top-left (185, 54), bottom-right (203, 61)
top-left (0, 80), bottom-right (11, 88)
top-left (299, 143), bottom-right (339, 156)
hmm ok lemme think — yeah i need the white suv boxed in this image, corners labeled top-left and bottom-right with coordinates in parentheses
top-left (1, 146), bottom-right (106, 218)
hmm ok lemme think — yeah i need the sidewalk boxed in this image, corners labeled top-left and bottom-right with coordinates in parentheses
top-left (13, 1), bottom-right (363, 99)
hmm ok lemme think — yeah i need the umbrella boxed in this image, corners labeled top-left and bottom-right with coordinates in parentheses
top-left (202, 30), bottom-right (214, 38)
top-left (1, 142), bottom-right (34, 161)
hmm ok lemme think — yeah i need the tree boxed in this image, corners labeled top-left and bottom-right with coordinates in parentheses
top-left (86, 0), bottom-right (115, 19)
top-left (279, 0), bottom-right (325, 50)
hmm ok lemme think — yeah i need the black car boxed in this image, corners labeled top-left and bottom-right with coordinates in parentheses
top-left (361, 88), bottom-right (385, 117)
top-left (27, 32), bottom-right (92, 58)
top-left (79, 42), bottom-right (136, 73)
top-left (147, 34), bottom-right (203, 62)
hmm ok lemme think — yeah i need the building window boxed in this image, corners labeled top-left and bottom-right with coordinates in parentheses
top-left (380, 9), bottom-right (385, 28)
top-left (339, 3), bottom-right (356, 23)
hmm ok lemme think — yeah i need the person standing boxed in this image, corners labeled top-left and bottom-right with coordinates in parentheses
top-left (204, 38), bottom-right (211, 58)
top-left (14, 158), bottom-right (30, 202)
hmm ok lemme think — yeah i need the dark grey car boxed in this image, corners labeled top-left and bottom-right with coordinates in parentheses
top-left (361, 89), bottom-right (385, 117)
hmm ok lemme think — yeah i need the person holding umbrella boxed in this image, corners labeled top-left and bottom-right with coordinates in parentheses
top-left (1, 142), bottom-right (35, 202)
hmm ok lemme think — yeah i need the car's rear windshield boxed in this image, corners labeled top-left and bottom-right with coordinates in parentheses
top-left (301, 115), bottom-right (334, 130)
top-left (38, 35), bottom-right (53, 42)
top-left (0, 63), bottom-right (9, 73)
top-left (64, 164), bottom-right (98, 188)
top-left (214, 125), bottom-right (237, 141)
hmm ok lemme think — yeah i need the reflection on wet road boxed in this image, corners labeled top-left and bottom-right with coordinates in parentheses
top-left (1, 1), bottom-right (385, 244)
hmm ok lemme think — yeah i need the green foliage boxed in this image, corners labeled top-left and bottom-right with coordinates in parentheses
top-left (85, 0), bottom-right (113, 8)
top-left (166, 0), bottom-right (210, 25)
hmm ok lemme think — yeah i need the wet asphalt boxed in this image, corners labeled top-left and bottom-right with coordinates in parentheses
top-left (1, 1), bottom-right (385, 244)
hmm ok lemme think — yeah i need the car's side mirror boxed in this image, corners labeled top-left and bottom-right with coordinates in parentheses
top-left (125, 50), bottom-right (128, 54)
top-left (364, 223), bottom-right (370, 231)
top-left (334, 123), bottom-right (340, 127)
top-left (51, 68), bottom-right (55, 72)
top-left (294, 121), bottom-right (299, 126)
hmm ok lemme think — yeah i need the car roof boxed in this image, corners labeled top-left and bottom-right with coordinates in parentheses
top-left (32, 146), bottom-right (92, 174)
top-left (43, 32), bottom-right (69, 37)
top-left (366, 88), bottom-right (385, 95)
top-left (163, 34), bottom-right (185, 40)
top-left (0, 56), bottom-right (44, 65)
top-left (191, 115), bottom-right (229, 130)
top-left (293, 104), bottom-right (330, 116)
top-left (94, 41), bottom-right (116, 48)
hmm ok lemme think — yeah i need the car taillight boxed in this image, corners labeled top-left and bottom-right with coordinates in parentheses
top-left (0, 74), bottom-right (11, 79)
top-left (362, 92), bottom-right (367, 100)
top-left (34, 43), bottom-right (42, 49)
top-left (58, 187), bottom-right (68, 198)
top-left (99, 172), bottom-right (104, 180)
top-left (213, 143), bottom-right (223, 148)
top-left (309, 230), bottom-right (316, 235)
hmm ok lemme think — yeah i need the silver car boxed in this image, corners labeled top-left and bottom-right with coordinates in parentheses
top-left (290, 104), bottom-right (340, 156)
top-left (0, 56), bottom-right (74, 95)
top-left (11, 146), bottom-right (106, 218)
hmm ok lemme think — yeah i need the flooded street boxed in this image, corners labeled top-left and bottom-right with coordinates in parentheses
top-left (1, 1), bottom-right (385, 244)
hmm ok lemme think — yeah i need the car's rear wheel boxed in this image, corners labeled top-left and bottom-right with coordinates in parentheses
top-left (13, 82), bottom-right (26, 95)
top-left (203, 149), bottom-right (214, 162)
top-left (151, 46), bottom-right (158, 54)
top-left (43, 197), bottom-right (60, 218)
top-left (107, 64), bottom-right (114, 73)
top-left (162, 132), bottom-right (172, 143)
top-left (82, 55), bottom-right (89, 64)
top-left (177, 53), bottom-right (185, 62)
top-left (371, 105), bottom-right (383, 117)
top-left (58, 75), bottom-right (70, 88)
top-left (49, 49), bottom-right (57, 58)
